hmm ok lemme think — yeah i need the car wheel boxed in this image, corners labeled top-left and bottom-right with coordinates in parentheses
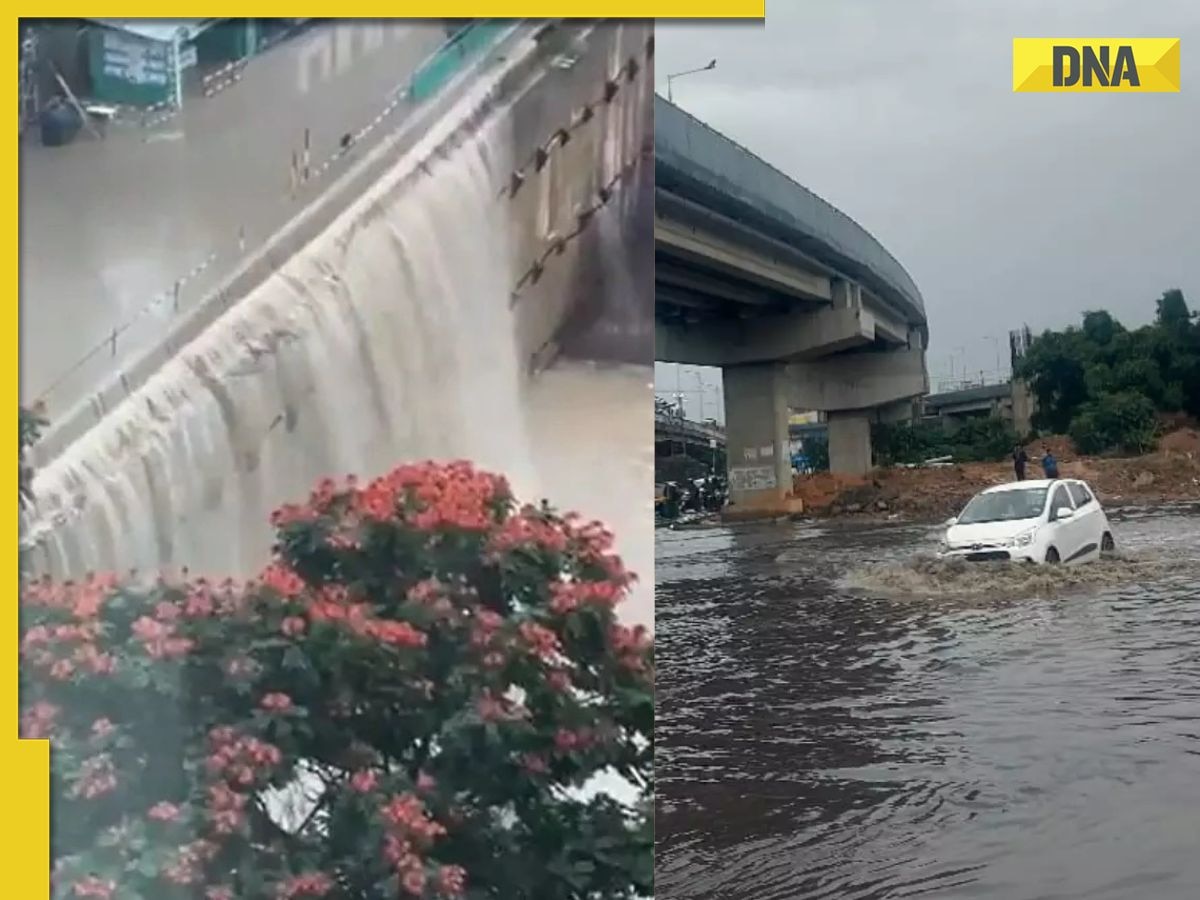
top-left (1101, 532), bottom-right (1115, 553)
top-left (1045, 547), bottom-right (1061, 564)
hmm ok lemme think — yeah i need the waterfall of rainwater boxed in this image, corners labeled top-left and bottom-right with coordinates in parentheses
top-left (25, 103), bottom-right (537, 579)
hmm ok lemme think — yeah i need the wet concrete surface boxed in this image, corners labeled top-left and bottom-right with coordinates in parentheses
top-left (20, 21), bottom-right (445, 414)
top-left (657, 504), bottom-right (1200, 899)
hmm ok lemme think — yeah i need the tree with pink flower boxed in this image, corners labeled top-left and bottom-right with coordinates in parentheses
top-left (20, 451), bottom-right (652, 899)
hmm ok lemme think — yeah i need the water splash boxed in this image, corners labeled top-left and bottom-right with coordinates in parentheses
top-left (842, 551), bottom-right (1196, 601)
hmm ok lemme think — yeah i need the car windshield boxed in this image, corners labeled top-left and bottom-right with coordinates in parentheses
top-left (957, 487), bottom-right (1048, 524)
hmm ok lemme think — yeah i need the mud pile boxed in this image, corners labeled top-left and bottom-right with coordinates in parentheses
top-left (1024, 434), bottom-right (1076, 458)
top-left (793, 429), bottom-right (1200, 521)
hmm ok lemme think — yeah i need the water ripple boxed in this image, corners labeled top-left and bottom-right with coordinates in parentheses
top-left (657, 508), bottom-right (1200, 899)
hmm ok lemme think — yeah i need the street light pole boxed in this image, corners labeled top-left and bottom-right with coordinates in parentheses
top-left (983, 335), bottom-right (1002, 380)
top-left (667, 58), bottom-right (717, 102)
top-left (693, 371), bottom-right (706, 423)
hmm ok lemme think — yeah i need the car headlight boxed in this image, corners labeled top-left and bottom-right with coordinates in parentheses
top-left (1006, 528), bottom-right (1036, 548)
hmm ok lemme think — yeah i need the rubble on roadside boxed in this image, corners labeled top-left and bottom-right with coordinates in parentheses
top-left (791, 428), bottom-right (1200, 522)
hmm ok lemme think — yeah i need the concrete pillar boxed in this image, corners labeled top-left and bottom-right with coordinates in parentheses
top-left (722, 363), bottom-right (792, 510)
top-left (1011, 378), bottom-right (1036, 438)
top-left (827, 410), bottom-right (873, 475)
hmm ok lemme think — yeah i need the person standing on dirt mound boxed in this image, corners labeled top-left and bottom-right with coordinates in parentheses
top-left (1041, 446), bottom-right (1060, 479)
top-left (1013, 445), bottom-right (1028, 481)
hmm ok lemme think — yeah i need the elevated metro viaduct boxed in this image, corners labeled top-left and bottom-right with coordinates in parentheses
top-left (654, 97), bottom-right (930, 511)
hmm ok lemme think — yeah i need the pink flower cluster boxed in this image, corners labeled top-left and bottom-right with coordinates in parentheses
top-left (518, 621), bottom-right (561, 660)
top-left (407, 578), bottom-right (458, 620)
top-left (261, 562), bottom-right (306, 598)
top-left (554, 728), bottom-right (597, 755)
top-left (549, 578), bottom-right (625, 615)
top-left (130, 615), bottom-right (193, 659)
top-left (162, 839), bottom-right (218, 886)
top-left (70, 876), bottom-right (116, 898)
top-left (350, 768), bottom-right (379, 793)
top-left (21, 621), bottom-right (116, 680)
top-left (206, 782), bottom-right (248, 835)
top-left (275, 871), bottom-right (334, 898)
top-left (205, 726), bottom-right (282, 798)
top-left (469, 608), bottom-right (504, 649)
top-left (488, 512), bottom-right (570, 554)
top-left (378, 792), bottom-right (461, 896)
top-left (148, 801), bottom-right (182, 822)
top-left (24, 572), bottom-right (118, 617)
top-left (261, 691), bottom-right (293, 712)
top-left (301, 584), bottom-right (429, 650)
top-left (345, 461), bottom-right (509, 532)
top-left (20, 700), bottom-right (59, 739)
top-left (71, 753), bottom-right (117, 800)
top-left (609, 623), bottom-right (652, 672)
top-left (364, 618), bottom-right (429, 648)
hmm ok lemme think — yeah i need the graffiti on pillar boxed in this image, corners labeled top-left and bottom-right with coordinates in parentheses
top-left (729, 465), bottom-right (777, 492)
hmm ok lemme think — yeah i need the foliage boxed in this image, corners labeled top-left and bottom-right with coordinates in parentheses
top-left (804, 437), bottom-right (830, 473)
top-left (21, 462), bottom-right (653, 900)
top-left (1016, 289), bottom-right (1200, 452)
top-left (1068, 391), bottom-right (1157, 456)
top-left (872, 417), bottom-right (1019, 467)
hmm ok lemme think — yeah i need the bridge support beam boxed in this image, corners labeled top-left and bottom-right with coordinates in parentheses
top-left (722, 362), bottom-right (794, 512)
top-left (827, 410), bottom-right (872, 476)
top-left (786, 347), bottom-right (928, 411)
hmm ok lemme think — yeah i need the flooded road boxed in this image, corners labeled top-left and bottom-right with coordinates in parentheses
top-left (656, 505), bottom-right (1200, 899)
top-left (20, 22), bottom-right (446, 414)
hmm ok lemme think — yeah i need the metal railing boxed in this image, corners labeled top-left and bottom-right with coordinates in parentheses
top-left (409, 20), bottom-right (513, 101)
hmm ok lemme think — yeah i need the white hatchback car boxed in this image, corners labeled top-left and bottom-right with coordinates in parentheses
top-left (940, 478), bottom-right (1115, 565)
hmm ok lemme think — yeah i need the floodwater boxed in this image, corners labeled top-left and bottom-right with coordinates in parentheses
top-left (656, 504), bottom-right (1200, 899)
top-left (23, 22), bottom-right (653, 631)
top-left (20, 22), bottom-right (446, 414)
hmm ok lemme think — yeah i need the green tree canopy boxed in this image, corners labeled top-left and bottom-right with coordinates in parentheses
top-left (1016, 289), bottom-right (1198, 453)
top-left (23, 462), bottom-right (653, 899)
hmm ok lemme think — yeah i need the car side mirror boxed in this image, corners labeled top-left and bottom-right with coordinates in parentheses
top-left (944, 517), bottom-right (958, 527)
top-left (1054, 506), bottom-right (1074, 521)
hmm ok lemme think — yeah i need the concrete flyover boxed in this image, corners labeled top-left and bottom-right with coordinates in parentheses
top-left (655, 410), bottom-right (725, 449)
top-left (654, 96), bottom-right (929, 511)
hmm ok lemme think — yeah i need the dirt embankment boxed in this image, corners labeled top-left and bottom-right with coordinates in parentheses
top-left (793, 429), bottom-right (1200, 521)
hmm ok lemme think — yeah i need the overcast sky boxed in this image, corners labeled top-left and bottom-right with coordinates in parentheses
top-left (654, 0), bottom-right (1200, 420)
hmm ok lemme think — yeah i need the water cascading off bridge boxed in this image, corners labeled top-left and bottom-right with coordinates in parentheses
top-left (22, 22), bottom-right (654, 602)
